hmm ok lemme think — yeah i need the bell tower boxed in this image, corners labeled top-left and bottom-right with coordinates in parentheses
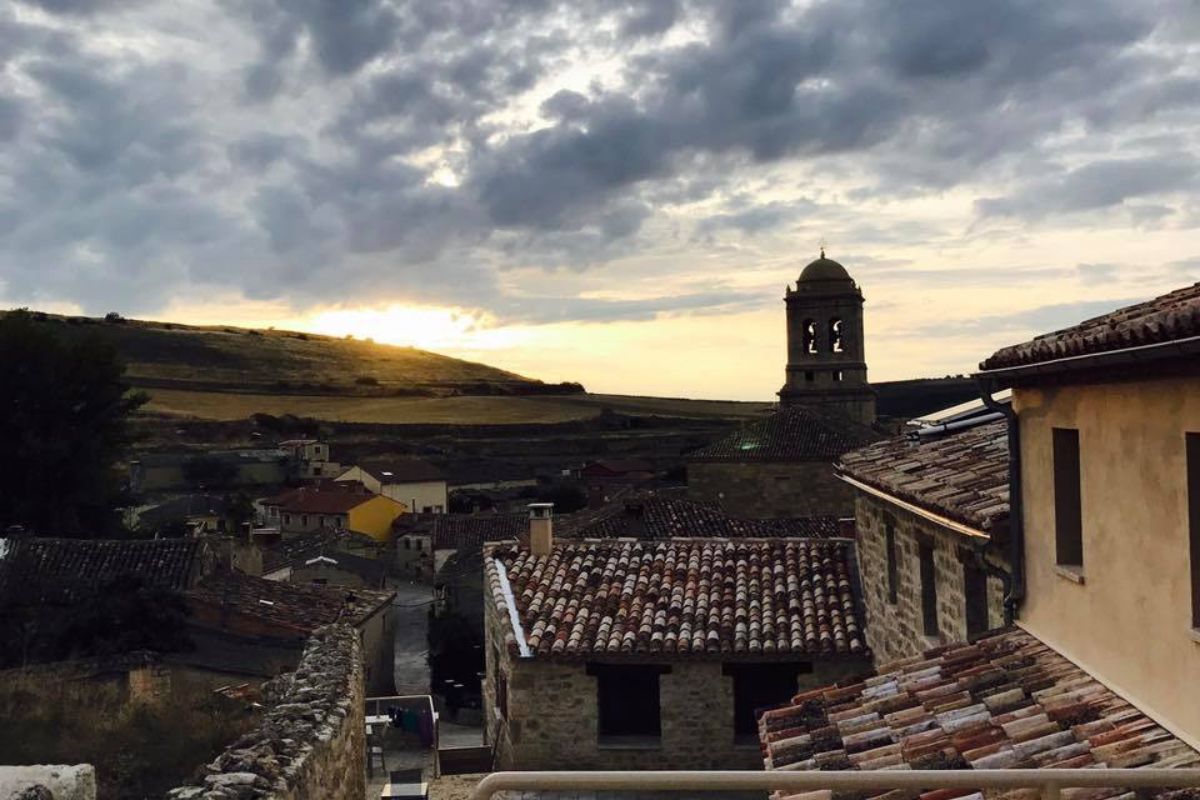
top-left (778, 251), bottom-right (876, 425)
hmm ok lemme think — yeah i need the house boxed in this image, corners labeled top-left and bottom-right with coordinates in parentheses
top-left (280, 438), bottom-right (341, 480)
top-left (836, 415), bottom-right (1011, 662)
top-left (975, 282), bottom-right (1200, 745)
top-left (755, 282), bottom-right (1200, 782)
top-left (184, 569), bottom-right (396, 693)
top-left (574, 458), bottom-right (655, 505)
top-left (394, 511), bottom-right (526, 582)
top-left (482, 509), bottom-right (871, 770)
top-left (133, 493), bottom-right (244, 537)
top-left (261, 529), bottom-right (388, 588)
top-left (335, 459), bottom-right (448, 514)
top-left (262, 484), bottom-right (406, 542)
top-left (687, 405), bottom-right (880, 518)
top-left (129, 448), bottom-right (289, 493)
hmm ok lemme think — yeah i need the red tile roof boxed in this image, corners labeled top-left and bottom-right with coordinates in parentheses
top-left (837, 420), bottom-right (1009, 536)
top-left (688, 407), bottom-right (881, 463)
top-left (487, 538), bottom-right (868, 661)
top-left (186, 570), bottom-right (393, 635)
top-left (263, 485), bottom-right (382, 514)
top-left (980, 283), bottom-right (1200, 373)
top-left (557, 495), bottom-right (841, 540)
top-left (356, 459), bottom-right (445, 484)
top-left (425, 513), bottom-right (527, 551)
top-left (760, 628), bottom-right (1198, 782)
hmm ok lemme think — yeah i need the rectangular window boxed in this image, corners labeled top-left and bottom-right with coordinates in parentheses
top-left (301, 515), bottom-right (308, 526)
top-left (885, 519), bottom-right (898, 604)
top-left (919, 541), bottom-right (939, 636)
top-left (1188, 433), bottom-right (1200, 629)
top-left (1053, 428), bottom-right (1084, 567)
top-left (964, 561), bottom-right (989, 637)
top-left (726, 663), bottom-right (813, 740)
top-left (590, 665), bottom-right (665, 741)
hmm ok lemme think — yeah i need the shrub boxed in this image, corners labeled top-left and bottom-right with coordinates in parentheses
top-left (355, 375), bottom-right (379, 386)
top-left (104, 311), bottom-right (125, 323)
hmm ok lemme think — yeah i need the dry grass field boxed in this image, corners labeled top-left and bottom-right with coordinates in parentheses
top-left (144, 388), bottom-right (771, 424)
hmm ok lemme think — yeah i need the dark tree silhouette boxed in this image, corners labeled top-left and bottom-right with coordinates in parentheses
top-left (0, 309), bottom-right (146, 536)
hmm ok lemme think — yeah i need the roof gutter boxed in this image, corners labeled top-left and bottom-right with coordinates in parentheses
top-left (976, 377), bottom-right (1023, 626)
top-left (835, 474), bottom-right (990, 541)
top-left (975, 333), bottom-right (1200, 383)
top-left (912, 411), bottom-right (1005, 440)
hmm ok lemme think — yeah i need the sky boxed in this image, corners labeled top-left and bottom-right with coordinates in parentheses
top-left (1, 0), bottom-right (1199, 400)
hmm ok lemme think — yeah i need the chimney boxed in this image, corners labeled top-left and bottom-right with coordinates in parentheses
top-left (527, 502), bottom-right (554, 556)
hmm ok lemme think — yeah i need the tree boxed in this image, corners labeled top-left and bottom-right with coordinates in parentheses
top-left (0, 309), bottom-right (146, 537)
top-left (54, 574), bottom-right (192, 659)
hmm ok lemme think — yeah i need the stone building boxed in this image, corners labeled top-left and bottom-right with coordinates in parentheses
top-left (482, 525), bottom-right (871, 770)
top-left (778, 251), bottom-right (876, 425)
top-left (977, 281), bottom-right (1200, 746)
top-left (335, 459), bottom-right (448, 514)
top-left (687, 405), bottom-right (880, 517)
top-left (837, 416), bottom-right (1011, 664)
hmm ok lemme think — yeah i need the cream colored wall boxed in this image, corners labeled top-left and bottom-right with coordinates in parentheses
top-left (382, 481), bottom-right (447, 513)
top-left (1015, 374), bottom-right (1200, 748)
top-left (334, 466), bottom-right (383, 494)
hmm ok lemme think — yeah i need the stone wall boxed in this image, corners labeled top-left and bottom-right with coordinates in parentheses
top-left (484, 590), bottom-right (865, 770)
top-left (0, 766), bottom-right (95, 800)
top-left (855, 493), bottom-right (1008, 665)
top-left (166, 624), bottom-right (364, 800)
top-left (687, 461), bottom-right (855, 518)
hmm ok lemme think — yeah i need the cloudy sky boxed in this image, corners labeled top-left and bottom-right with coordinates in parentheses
top-left (2, 0), bottom-right (1199, 399)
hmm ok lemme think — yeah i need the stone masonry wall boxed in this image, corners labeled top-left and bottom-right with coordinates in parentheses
top-left (688, 461), bottom-right (854, 518)
top-left (855, 494), bottom-right (1008, 666)
top-left (166, 624), bottom-right (364, 800)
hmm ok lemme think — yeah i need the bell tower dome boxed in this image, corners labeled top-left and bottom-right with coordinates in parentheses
top-left (778, 251), bottom-right (876, 424)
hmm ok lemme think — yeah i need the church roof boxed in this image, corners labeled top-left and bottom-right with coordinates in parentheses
top-left (799, 253), bottom-right (853, 283)
top-left (687, 407), bottom-right (881, 464)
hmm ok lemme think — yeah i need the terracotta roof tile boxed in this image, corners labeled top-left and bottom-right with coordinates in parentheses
top-left (186, 570), bottom-right (393, 634)
top-left (689, 407), bottom-right (881, 463)
top-left (557, 495), bottom-right (841, 539)
top-left (356, 459), bottom-right (445, 484)
top-left (760, 628), bottom-right (1198, 789)
top-left (263, 485), bottom-right (384, 514)
top-left (980, 283), bottom-right (1200, 372)
top-left (487, 538), bottom-right (868, 660)
top-left (427, 513), bottom-right (526, 551)
top-left (838, 420), bottom-right (1009, 535)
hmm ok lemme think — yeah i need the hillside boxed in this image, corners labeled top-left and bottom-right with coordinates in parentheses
top-left (19, 311), bottom-right (580, 398)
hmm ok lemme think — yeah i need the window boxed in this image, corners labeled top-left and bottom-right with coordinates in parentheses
top-left (727, 663), bottom-right (812, 740)
top-left (829, 318), bottom-right (844, 353)
top-left (590, 664), bottom-right (665, 741)
top-left (283, 514), bottom-right (291, 525)
top-left (1053, 428), bottom-right (1083, 568)
top-left (802, 319), bottom-right (817, 354)
top-left (804, 370), bottom-right (814, 383)
top-left (885, 519), bottom-right (898, 604)
top-left (1188, 433), bottom-right (1200, 629)
top-left (416, 539), bottom-right (423, 551)
top-left (964, 560), bottom-right (989, 637)
top-left (301, 515), bottom-right (308, 526)
top-left (833, 370), bottom-right (844, 382)
top-left (404, 538), bottom-right (411, 550)
top-left (919, 541), bottom-right (939, 636)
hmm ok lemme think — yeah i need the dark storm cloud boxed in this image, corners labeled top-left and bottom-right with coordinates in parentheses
top-left (0, 0), bottom-right (1196, 322)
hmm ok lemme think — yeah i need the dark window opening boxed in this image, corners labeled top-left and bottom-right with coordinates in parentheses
top-left (804, 371), bottom-right (814, 383)
top-left (919, 541), bottom-right (939, 636)
top-left (726, 663), bottom-right (812, 741)
top-left (1188, 433), bottom-right (1200, 628)
top-left (833, 370), bottom-right (844, 382)
top-left (311, 577), bottom-right (328, 586)
top-left (404, 538), bottom-right (411, 550)
top-left (829, 318), bottom-right (844, 353)
top-left (964, 560), bottom-right (989, 637)
top-left (1053, 428), bottom-right (1083, 567)
top-left (802, 319), bottom-right (817, 354)
top-left (885, 519), bottom-right (898, 604)
top-left (589, 664), bottom-right (666, 740)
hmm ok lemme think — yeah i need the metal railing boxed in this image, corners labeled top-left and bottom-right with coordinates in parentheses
top-left (365, 694), bottom-right (441, 778)
top-left (468, 769), bottom-right (1200, 800)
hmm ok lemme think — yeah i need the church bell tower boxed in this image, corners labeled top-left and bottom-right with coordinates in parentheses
top-left (778, 251), bottom-right (876, 425)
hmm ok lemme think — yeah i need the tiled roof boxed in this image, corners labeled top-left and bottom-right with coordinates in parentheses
top-left (357, 459), bottom-right (445, 484)
top-left (688, 407), bottom-right (881, 463)
top-left (980, 283), bottom-right (1200, 372)
top-left (837, 420), bottom-right (1010, 535)
top-left (260, 530), bottom-right (385, 581)
top-left (137, 493), bottom-right (234, 528)
top-left (486, 538), bottom-right (868, 660)
top-left (0, 537), bottom-right (204, 605)
top-left (557, 495), bottom-right (841, 540)
top-left (186, 571), bottom-right (394, 635)
top-left (263, 485), bottom-right (380, 514)
top-left (579, 458), bottom-right (654, 475)
top-left (425, 513), bottom-right (527, 551)
top-left (759, 628), bottom-right (1199, 783)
